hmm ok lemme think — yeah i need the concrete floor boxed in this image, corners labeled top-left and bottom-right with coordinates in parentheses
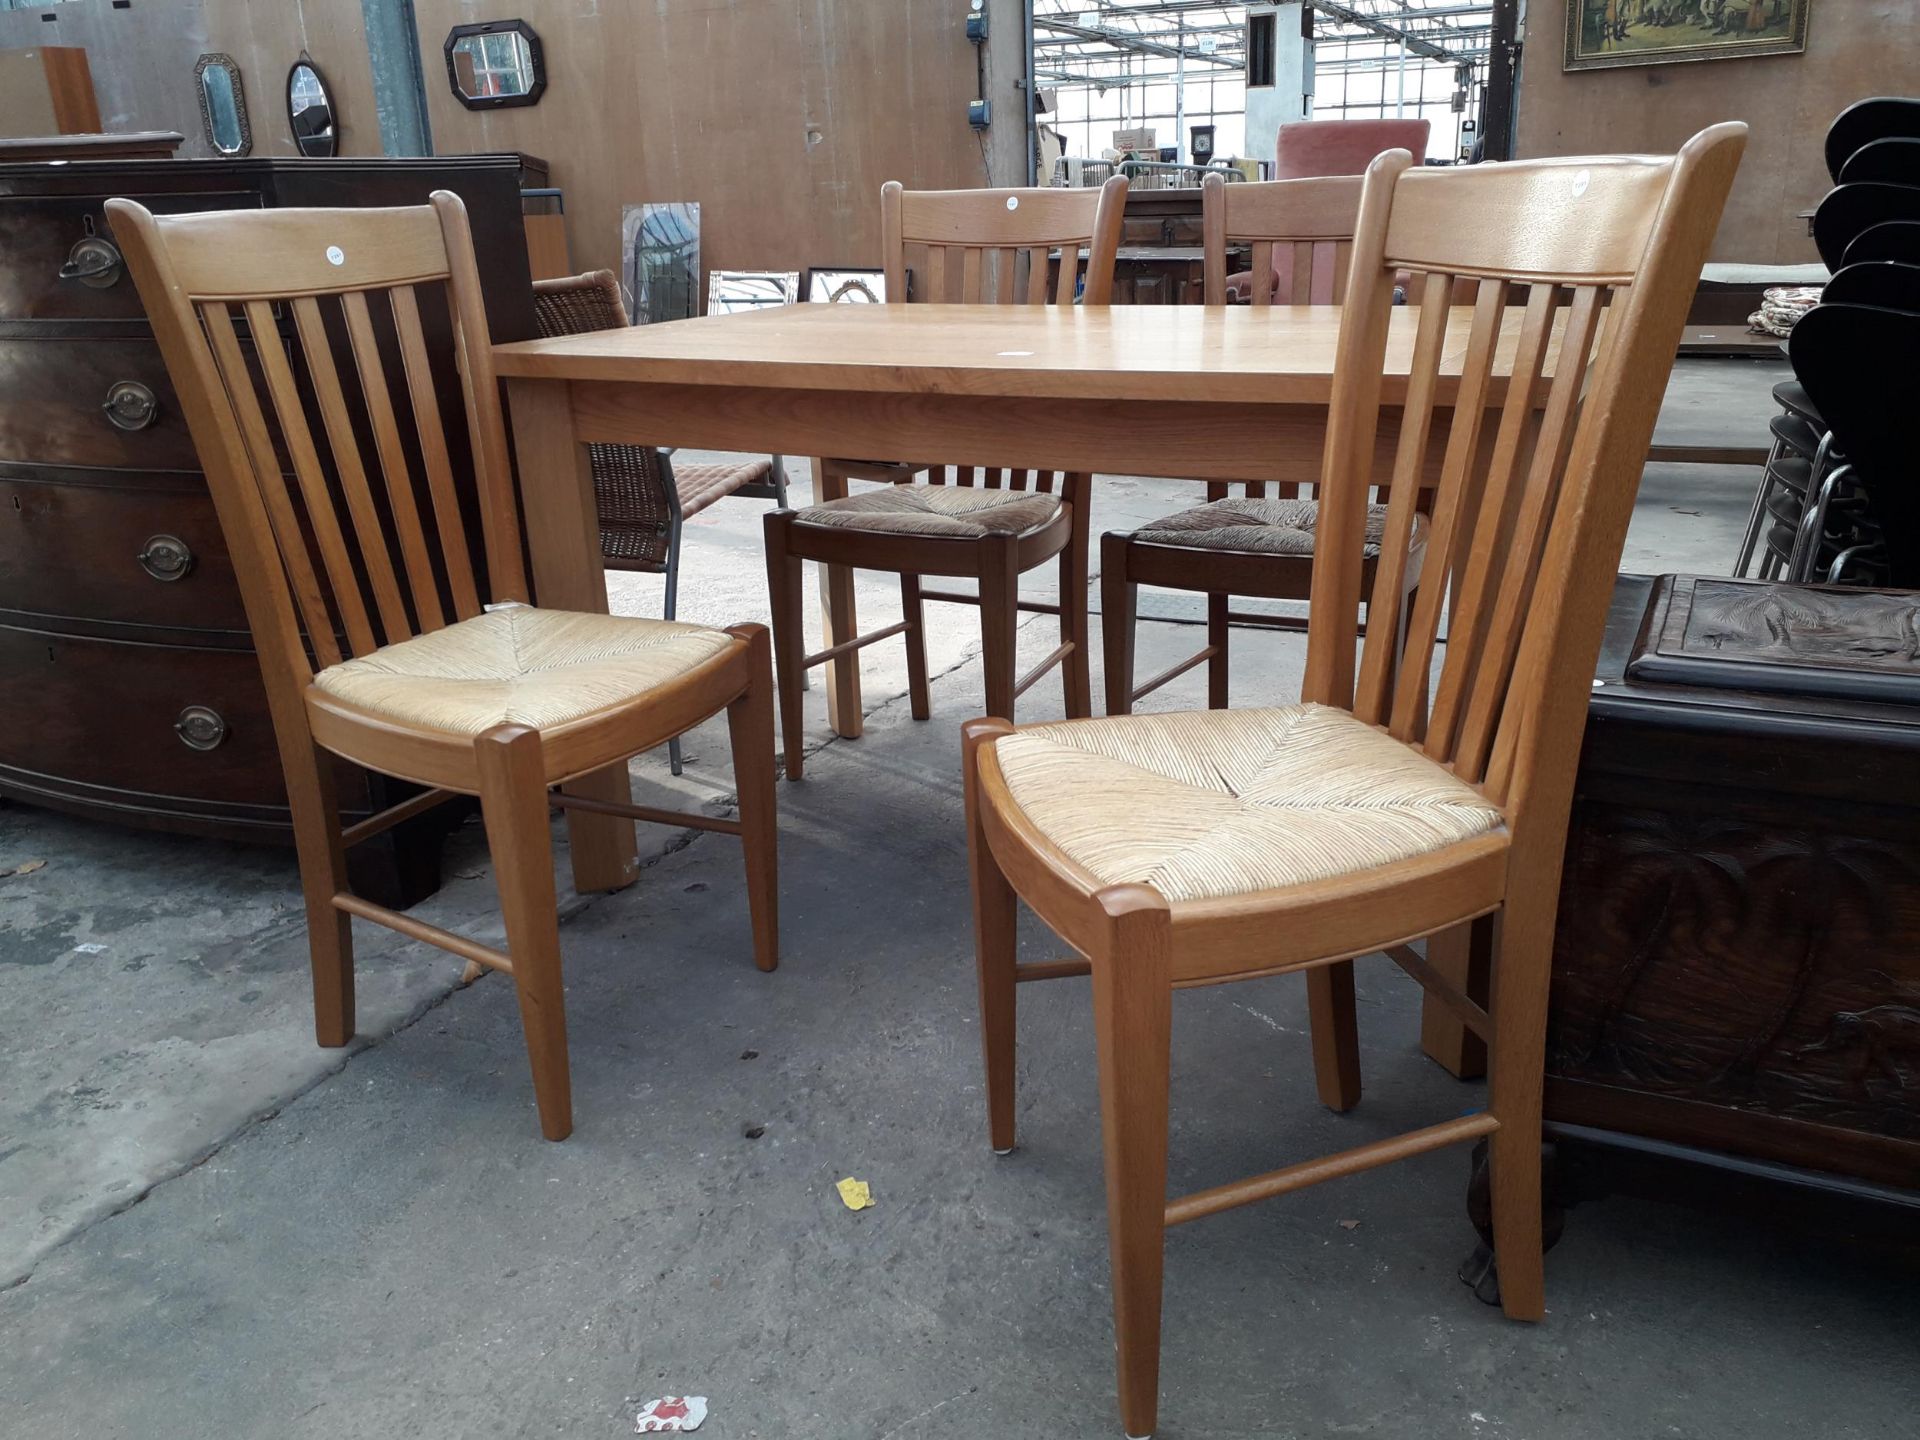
top-left (4, 356), bottom-right (1915, 1439)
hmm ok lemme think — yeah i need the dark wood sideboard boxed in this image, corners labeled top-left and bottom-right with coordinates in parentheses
top-left (0, 154), bottom-right (537, 904)
top-left (1545, 574), bottom-right (1920, 1205)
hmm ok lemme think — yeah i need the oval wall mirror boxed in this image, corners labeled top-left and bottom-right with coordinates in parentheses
top-left (195, 53), bottom-right (252, 157)
top-left (444, 20), bottom-right (546, 110)
top-left (287, 52), bottom-right (336, 158)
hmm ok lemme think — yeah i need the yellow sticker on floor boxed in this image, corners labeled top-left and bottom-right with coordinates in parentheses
top-left (835, 1176), bottom-right (873, 1212)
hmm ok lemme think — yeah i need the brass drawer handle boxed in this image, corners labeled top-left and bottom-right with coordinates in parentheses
top-left (59, 232), bottom-right (123, 290)
top-left (102, 380), bottom-right (159, 431)
top-left (174, 705), bottom-right (228, 752)
top-left (137, 534), bottom-right (194, 582)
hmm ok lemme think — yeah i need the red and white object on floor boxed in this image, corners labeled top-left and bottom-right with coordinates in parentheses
top-left (635, 1395), bottom-right (708, 1432)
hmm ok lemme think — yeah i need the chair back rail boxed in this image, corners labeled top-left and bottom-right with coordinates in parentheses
top-left (878, 176), bottom-right (1127, 496)
top-left (1303, 128), bottom-right (1747, 839)
top-left (106, 193), bottom-right (524, 683)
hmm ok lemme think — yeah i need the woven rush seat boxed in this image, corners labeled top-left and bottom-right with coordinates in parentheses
top-left (312, 606), bottom-right (736, 735)
top-left (794, 483), bottom-right (1062, 539)
top-left (1132, 495), bottom-right (1424, 557)
top-left (990, 704), bottom-right (1505, 902)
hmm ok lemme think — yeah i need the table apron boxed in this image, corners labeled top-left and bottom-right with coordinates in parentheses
top-left (560, 379), bottom-right (1451, 486)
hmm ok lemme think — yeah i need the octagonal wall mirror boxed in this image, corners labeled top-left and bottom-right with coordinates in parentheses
top-left (287, 52), bottom-right (336, 157)
top-left (195, 53), bottom-right (252, 156)
top-left (445, 20), bottom-right (546, 110)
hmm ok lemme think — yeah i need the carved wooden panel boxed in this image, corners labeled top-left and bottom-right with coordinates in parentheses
top-left (1549, 804), bottom-right (1920, 1143)
top-left (1628, 575), bottom-right (1920, 704)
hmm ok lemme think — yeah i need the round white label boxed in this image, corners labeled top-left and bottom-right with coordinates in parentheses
top-left (1006, 195), bottom-right (1020, 211)
top-left (325, 245), bottom-right (345, 266)
top-left (1571, 169), bottom-right (1591, 199)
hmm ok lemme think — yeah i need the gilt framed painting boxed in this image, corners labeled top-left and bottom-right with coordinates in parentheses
top-left (1565, 1), bottom-right (1811, 71)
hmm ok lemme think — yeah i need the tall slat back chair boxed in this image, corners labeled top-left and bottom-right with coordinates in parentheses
top-left (1204, 169), bottom-right (1363, 308)
top-left (1103, 172), bottom-right (1374, 715)
top-left (121, 200), bottom-right (524, 675)
top-left (774, 177), bottom-right (1127, 776)
top-left (963, 125), bottom-right (1747, 1438)
top-left (109, 193), bottom-right (781, 1141)
top-left (846, 174), bottom-right (1128, 494)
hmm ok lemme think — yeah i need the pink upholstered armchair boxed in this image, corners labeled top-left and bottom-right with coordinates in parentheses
top-left (1226, 118), bottom-right (1432, 302)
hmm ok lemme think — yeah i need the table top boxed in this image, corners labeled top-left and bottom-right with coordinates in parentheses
top-left (492, 303), bottom-right (1554, 407)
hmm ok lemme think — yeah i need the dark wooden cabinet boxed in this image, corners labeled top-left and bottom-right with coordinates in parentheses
top-left (0, 154), bottom-right (537, 903)
top-left (1546, 575), bottom-right (1920, 1196)
top-left (1051, 190), bottom-right (1245, 305)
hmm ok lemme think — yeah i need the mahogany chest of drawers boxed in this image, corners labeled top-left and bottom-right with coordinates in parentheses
top-left (0, 155), bottom-right (537, 903)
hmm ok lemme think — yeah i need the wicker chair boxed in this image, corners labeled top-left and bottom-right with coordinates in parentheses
top-left (531, 271), bottom-right (790, 773)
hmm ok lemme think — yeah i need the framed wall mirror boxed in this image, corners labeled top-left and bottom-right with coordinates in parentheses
top-left (195, 53), bottom-right (252, 157)
top-left (444, 20), bottom-right (546, 110)
top-left (286, 51), bottom-right (336, 157)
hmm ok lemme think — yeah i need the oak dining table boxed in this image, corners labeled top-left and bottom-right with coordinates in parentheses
top-left (492, 301), bottom-right (1553, 1078)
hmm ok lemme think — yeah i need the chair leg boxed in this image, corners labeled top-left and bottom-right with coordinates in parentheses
top-left (726, 625), bottom-right (780, 973)
top-left (1061, 494), bottom-right (1094, 719)
top-left (1486, 897), bottom-right (1552, 1322)
top-left (901, 572), bottom-right (932, 721)
top-left (663, 512), bottom-right (686, 776)
top-left (1733, 435), bottom-right (1785, 577)
top-left (813, 459), bottom-right (864, 738)
top-left (1092, 886), bottom-right (1174, 1440)
top-left (476, 724), bottom-right (572, 1142)
top-left (287, 739), bottom-right (354, 1046)
top-left (1206, 591), bottom-right (1230, 710)
top-left (762, 511), bottom-right (808, 781)
top-left (1101, 533), bottom-right (1137, 717)
top-left (979, 534), bottom-right (1020, 721)
top-left (1306, 961), bottom-right (1363, 1113)
top-left (963, 718), bottom-right (1020, 1152)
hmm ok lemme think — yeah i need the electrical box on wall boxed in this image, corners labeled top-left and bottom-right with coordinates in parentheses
top-left (966, 0), bottom-right (988, 43)
top-left (968, 99), bottom-right (991, 130)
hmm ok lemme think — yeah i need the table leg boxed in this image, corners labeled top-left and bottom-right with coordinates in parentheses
top-left (507, 377), bottom-right (639, 894)
top-left (812, 458), bottom-right (864, 738)
top-left (1420, 914), bottom-right (1492, 1079)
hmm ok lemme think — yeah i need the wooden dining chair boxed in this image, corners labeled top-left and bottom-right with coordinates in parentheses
top-left (108, 192), bottom-right (781, 1142)
top-left (763, 176), bottom-right (1128, 779)
top-left (963, 125), bottom-right (1746, 1437)
top-left (1099, 171), bottom-right (1434, 715)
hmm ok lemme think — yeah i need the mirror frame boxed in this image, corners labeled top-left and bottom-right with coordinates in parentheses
top-left (443, 19), bottom-right (547, 111)
top-left (285, 51), bottom-right (337, 159)
top-left (194, 52), bottom-right (253, 158)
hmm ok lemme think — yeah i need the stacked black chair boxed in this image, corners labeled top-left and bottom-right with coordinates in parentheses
top-left (1837, 137), bottom-right (1920, 187)
top-left (1790, 303), bottom-right (1920, 587)
top-left (1824, 98), bottom-right (1920, 183)
top-left (1844, 220), bottom-right (1920, 266)
top-left (1734, 99), bottom-right (1920, 584)
top-left (1811, 183), bottom-right (1920, 271)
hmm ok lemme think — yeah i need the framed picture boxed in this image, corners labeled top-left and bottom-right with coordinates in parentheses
top-left (1564, 1), bottom-right (1811, 72)
top-left (805, 268), bottom-right (887, 304)
top-left (706, 270), bottom-right (800, 316)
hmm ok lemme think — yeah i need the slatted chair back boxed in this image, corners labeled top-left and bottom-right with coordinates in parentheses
top-left (1305, 126), bottom-right (1746, 833)
top-left (1201, 171), bottom-right (1364, 306)
top-left (880, 176), bottom-right (1127, 497)
top-left (882, 175), bottom-right (1127, 308)
top-left (106, 193), bottom-right (522, 690)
